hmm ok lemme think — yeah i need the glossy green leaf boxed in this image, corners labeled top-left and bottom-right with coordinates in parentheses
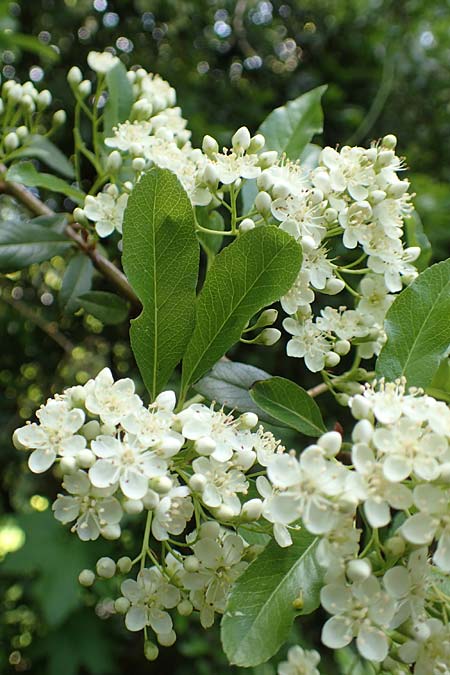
top-left (12, 135), bottom-right (74, 178)
top-left (194, 360), bottom-right (281, 425)
top-left (258, 85), bottom-right (327, 159)
top-left (250, 376), bottom-right (326, 437)
top-left (181, 227), bottom-right (302, 390)
top-left (59, 253), bottom-right (94, 313)
top-left (427, 357), bottom-right (450, 403)
top-left (0, 219), bottom-right (71, 272)
top-left (104, 60), bottom-right (134, 136)
top-left (77, 291), bottom-right (129, 325)
top-left (221, 529), bottom-right (323, 667)
top-left (376, 258), bottom-right (450, 387)
top-left (6, 162), bottom-right (84, 203)
top-left (122, 168), bottom-right (199, 399)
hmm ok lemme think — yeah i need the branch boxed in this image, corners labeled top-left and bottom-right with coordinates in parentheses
top-left (0, 173), bottom-right (141, 311)
top-left (306, 382), bottom-right (328, 398)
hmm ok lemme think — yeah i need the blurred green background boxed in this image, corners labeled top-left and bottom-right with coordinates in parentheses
top-left (1, 1), bottom-right (450, 673)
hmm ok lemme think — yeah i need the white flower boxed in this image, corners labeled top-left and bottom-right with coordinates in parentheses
top-left (105, 120), bottom-right (153, 154)
top-left (280, 269), bottom-right (315, 315)
top-left (120, 567), bottom-right (180, 634)
top-left (87, 51), bottom-right (119, 74)
top-left (151, 484), bottom-right (194, 541)
top-left (320, 575), bottom-right (396, 662)
top-left (52, 469), bottom-right (122, 540)
top-left (190, 456), bottom-right (248, 516)
top-left (383, 548), bottom-right (429, 628)
top-left (134, 71), bottom-right (176, 112)
top-left (207, 145), bottom-right (261, 185)
top-left (277, 645), bottom-right (321, 675)
top-left (357, 274), bottom-right (394, 323)
top-left (315, 146), bottom-right (376, 201)
top-left (15, 399), bottom-right (85, 473)
top-left (85, 368), bottom-right (142, 426)
top-left (273, 191), bottom-right (327, 246)
top-left (122, 393), bottom-right (184, 458)
top-left (84, 192), bottom-right (129, 237)
top-left (398, 618), bottom-right (450, 673)
top-left (184, 530), bottom-right (247, 626)
top-left (90, 435), bottom-right (167, 499)
top-left (283, 317), bottom-right (332, 372)
top-left (316, 518), bottom-right (361, 581)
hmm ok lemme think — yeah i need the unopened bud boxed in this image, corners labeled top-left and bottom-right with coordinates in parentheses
top-left (239, 218), bottom-right (256, 233)
top-left (388, 180), bottom-right (409, 199)
top-left (202, 163), bottom-right (218, 186)
top-left (81, 420), bottom-right (101, 441)
top-left (73, 207), bottom-right (87, 225)
top-left (183, 555), bottom-right (199, 573)
top-left (202, 134), bottom-right (218, 156)
top-left (248, 133), bottom-right (265, 153)
top-left (53, 110), bottom-right (67, 126)
top-left (123, 499), bottom-right (144, 514)
top-left (232, 126), bottom-right (251, 152)
top-left (96, 557), bottom-right (116, 579)
top-left (177, 599), bottom-right (193, 616)
top-left (384, 536), bottom-right (405, 557)
top-left (16, 125), bottom-right (29, 140)
top-left (78, 568), bottom-right (95, 587)
top-left (78, 80), bottom-right (92, 98)
top-left (324, 278), bottom-right (345, 295)
top-left (369, 189), bottom-right (386, 204)
top-left (106, 150), bottom-right (122, 172)
top-left (189, 473), bottom-right (207, 492)
top-left (382, 134), bottom-right (397, 150)
top-left (334, 339), bottom-right (351, 355)
top-left (4, 132), bottom-right (19, 152)
top-left (347, 558), bottom-right (371, 582)
top-left (144, 641), bottom-right (159, 661)
top-left (67, 66), bottom-right (83, 85)
top-left (194, 437), bottom-right (216, 456)
top-left (149, 476), bottom-right (173, 494)
top-left (255, 327), bottom-right (281, 346)
top-left (117, 556), bottom-right (133, 573)
top-left (241, 498), bottom-right (263, 521)
top-left (257, 171), bottom-right (274, 192)
top-left (60, 456), bottom-right (77, 473)
top-left (101, 523), bottom-right (121, 540)
top-left (352, 419), bottom-right (374, 444)
top-left (318, 431), bottom-right (342, 457)
top-left (114, 597), bottom-right (130, 613)
top-left (22, 94), bottom-right (35, 112)
top-left (77, 448), bottom-right (95, 469)
top-left (258, 150), bottom-right (278, 168)
top-left (350, 394), bottom-right (372, 420)
top-left (325, 351), bottom-right (340, 367)
top-left (255, 191), bottom-right (272, 214)
top-left (214, 504), bottom-right (235, 520)
top-left (238, 412), bottom-right (259, 430)
top-left (132, 157), bottom-right (146, 172)
top-left (37, 89), bottom-right (52, 108)
top-left (157, 630), bottom-right (176, 647)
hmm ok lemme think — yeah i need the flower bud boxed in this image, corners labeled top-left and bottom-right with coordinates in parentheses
top-left (67, 66), bottom-right (83, 86)
top-left (239, 218), bottom-right (256, 233)
top-left (202, 163), bottom-right (219, 186)
top-left (312, 170), bottom-right (331, 194)
top-left (384, 536), bottom-right (405, 557)
top-left (382, 133), bottom-right (397, 149)
top-left (350, 394), bottom-right (372, 420)
top-left (117, 556), bottom-right (133, 573)
top-left (255, 328), bottom-right (281, 346)
top-left (22, 94), bottom-right (35, 112)
top-left (214, 504), bottom-right (235, 521)
top-left (53, 110), bottom-right (67, 126)
top-left (142, 490), bottom-right (159, 510)
top-left (248, 133), bottom-right (265, 153)
top-left (241, 498), bottom-right (263, 521)
top-left (318, 431), bottom-right (342, 457)
top-left (410, 622), bottom-right (431, 642)
top-left (369, 189), bottom-right (386, 204)
top-left (257, 171), bottom-right (274, 192)
top-left (335, 393), bottom-right (350, 406)
top-left (202, 134), bottom-right (218, 156)
top-left (310, 188), bottom-right (324, 205)
top-left (183, 555), bottom-right (199, 573)
top-left (132, 157), bottom-right (146, 172)
top-left (106, 150), bottom-right (122, 172)
top-left (325, 351), bottom-right (340, 368)
top-left (7, 83), bottom-right (23, 102)
top-left (404, 246), bottom-right (420, 262)
top-left (334, 339), bottom-right (351, 355)
top-left (200, 521), bottom-right (220, 539)
top-left (77, 448), bottom-right (95, 469)
top-left (114, 597), bottom-right (130, 613)
top-left (300, 235), bottom-right (316, 254)
top-left (149, 476), bottom-right (173, 494)
top-left (16, 125), bottom-right (29, 140)
top-left (131, 98), bottom-right (153, 120)
top-left (258, 150), bottom-right (278, 168)
top-left (96, 557), bottom-right (116, 579)
top-left (194, 436), bottom-right (216, 456)
top-left (377, 149), bottom-right (395, 167)
top-left (60, 456), bottom-right (77, 473)
top-left (123, 499), bottom-right (144, 514)
top-left (78, 80), bottom-right (92, 98)
top-left (4, 132), bottom-right (19, 152)
top-left (388, 180), bottom-right (409, 199)
top-left (157, 630), bottom-right (176, 647)
top-left (232, 126), bottom-right (251, 152)
top-left (255, 191), bottom-right (272, 214)
top-left (101, 523), bottom-right (121, 540)
top-left (324, 207), bottom-right (338, 223)
top-left (256, 308), bottom-right (278, 328)
top-left (81, 420), bottom-right (101, 441)
top-left (37, 89), bottom-right (52, 108)
top-left (78, 568), bottom-right (95, 587)
top-left (189, 473), bottom-right (207, 492)
top-left (144, 641), bottom-right (159, 661)
top-left (177, 599), bottom-right (193, 616)
top-left (271, 183), bottom-right (290, 200)
top-left (346, 558), bottom-right (371, 582)
top-left (324, 278), bottom-right (345, 295)
top-left (238, 412), bottom-right (259, 430)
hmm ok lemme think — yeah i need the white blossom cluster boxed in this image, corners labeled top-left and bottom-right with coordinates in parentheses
top-left (262, 378), bottom-right (450, 669)
top-left (0, 78), bottom-right (66, 162)
top-left (14, 367), bottom-right (283, 652)
top-left (255, 139), bottom-right (419, 372)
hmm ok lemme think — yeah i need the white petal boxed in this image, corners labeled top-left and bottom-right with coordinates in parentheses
top-left (321, 616), bottom-right (353, 649)
top-left (401, 513), bottom-right (436, 545)
top-left (89, 459), bottom-right (118, 487)
top-left (356, 623), bottom-right (388, 662)
top-left (120, 470), bottom-right (149, 500)
top-left (364, 498), bottom-right (390, 528)
top-left (28, 448), bottom-right (56, 473)
top-left (125, 606), bottom-right (147, 631)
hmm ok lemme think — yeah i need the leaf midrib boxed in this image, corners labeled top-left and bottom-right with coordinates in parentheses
top-left (251, 388), bottom-right (324, 434)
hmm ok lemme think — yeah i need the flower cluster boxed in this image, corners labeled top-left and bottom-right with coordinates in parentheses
top-left (262, 378), bottom-right (450, 669)
top-left (254, 139), bottom-right (419, 372)
top-left (14, 367), bottom-right (281, 654)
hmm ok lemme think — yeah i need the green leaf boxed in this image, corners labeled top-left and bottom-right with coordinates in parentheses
top-left (103, 60), bottom-right (134, 136)
top-left (0, 219), bottom-right (71, 272)
top-left (427, 357), bottom-right (450, 403)
top-left (258, 85), bottom-right (327, 160)
top-left (250, 377), bottom-right (326, 437)
top-left (196, 208), bottom-right (225, 259)
top-left (59, 253), bottom-right (94, 313)
top-left (3, 31), bottom-right (59, 61)
top-left (6, 162), bottom-right (84, 203)
top-left (181, 227), bottom-right (302, 390)
top-left (13, 135), bottom-right (74, 178)
top-left (194, 360), bottom-right (282, 426)
top-left (405, 211), bottom-right (432, 271)
top-left (376, 259), bottom-right (450, 388)
top-left (77, 291), bottom-right (129, 325)
top-left (122, 167), bottom-right (199, 399)
top-left (221, 529), bottom-right (323, 667)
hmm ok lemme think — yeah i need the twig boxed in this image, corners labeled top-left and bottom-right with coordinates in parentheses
top-left (0, 281), bottom-right (74, 353)
top-left (0, 172), bottom-right (141, 311)
top-left (306, 382), bottom-right (328, 398)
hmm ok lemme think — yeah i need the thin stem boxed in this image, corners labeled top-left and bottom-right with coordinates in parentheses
top-left (195, 222), bottom-right (236, 237)
top-left (140, 511), bottom-right (153, 571)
